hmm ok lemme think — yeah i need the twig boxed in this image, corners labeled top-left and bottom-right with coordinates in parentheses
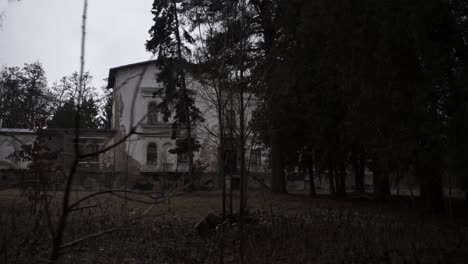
top-left (61, 202), bottom-right (168, 250)
top-left (68, 189), bottom-right (158, 210)
top-left (68, 183), bottom-right (191, 210)
top-left (70, 204), bottom-right (97, 212)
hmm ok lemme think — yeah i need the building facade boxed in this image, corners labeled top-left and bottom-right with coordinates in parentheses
top-left (107, 60), bottom-right (269, 188)
top-left (0, 60), bottom-right (269, 190)
top-left (0, 128), bottom-right (115, 190)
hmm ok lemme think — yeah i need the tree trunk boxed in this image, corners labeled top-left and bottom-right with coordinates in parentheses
top-left (336, 162), bottom-right (346, 198)
top-left (217, 79), bottom-right (226, 220)
top-left (419, 171), bottom-right (444, 213)
top-left (257, 0), bottom-right (284, 195)
top-left (229, 171), bottom-right (233, 217)
top-left (353, 149), bottom-right (365, 193)
top-left (359, 151), bottom-right (366, 191)
top-left (219, 146), bottom-right (226, 220)
top-left (328, 160), bottom-right (336, 196)
top-left (373, 159), bottom-right (390, 201)
top-left (172, 0), bottom-right (194, 189)
top-left (306, 149), bottom-right (316, 196)
top-left (395, 169), bottom-right (401, 195)
top-left (417, 146), bottom-right (444, 213)
top-left (239, 81), bottom-right (247, 218)
top-left (465, 192), bottom-right (468, 208)
top-left (270, 129), bottom-right (286, 193)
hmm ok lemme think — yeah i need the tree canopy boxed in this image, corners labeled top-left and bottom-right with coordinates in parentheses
top-left (0, 64), bottom-right (108, 130)
top-left (154, 0), bottom-right (468, 211)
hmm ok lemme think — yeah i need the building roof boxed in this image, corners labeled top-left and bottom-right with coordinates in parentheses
top-left (106, 59), bottom-right (201, 89)
top-left (37, 128), bottom-right (116, 135)
top-left (0, 128), bottom-right (116, 135)
top-left (106, 59), bottom-right (158, 89)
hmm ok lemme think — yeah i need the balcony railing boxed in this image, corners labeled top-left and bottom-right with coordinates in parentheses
top-left (140, 162), bottom-right (188, 172)
top-left (141, 122), bottom-right (171, 128)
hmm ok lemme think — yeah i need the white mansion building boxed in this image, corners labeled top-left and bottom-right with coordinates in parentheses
top-left (107, 60), bottom-right (267, 187)
top-left (0, 60), bottom-right (268, 189)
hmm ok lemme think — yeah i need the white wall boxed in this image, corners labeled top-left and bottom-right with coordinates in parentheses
top-left (111, 62), bottom-right (266, 175)
top-left (113, 64), bottom-right (187, 172)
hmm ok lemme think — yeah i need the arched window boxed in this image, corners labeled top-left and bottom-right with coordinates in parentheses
top-left (147, 143), bottom-right (158, 165)
top-left (147, 102), bottom-right (158, 125)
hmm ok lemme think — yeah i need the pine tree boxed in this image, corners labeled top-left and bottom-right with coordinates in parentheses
top-left (146, 0), bottom-right (204, 187)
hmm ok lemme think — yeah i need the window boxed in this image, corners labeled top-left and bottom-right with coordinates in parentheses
top-left (79, 143), bottom-right (99, 162)
top-left (147, 102), bottom-right (158, 125)
top-left (250, 149), bottom-right (261, 165)
top-left (147, 143), bottom-right (158, 165)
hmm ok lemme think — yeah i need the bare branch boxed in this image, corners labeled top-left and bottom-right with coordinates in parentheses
top-left (61, 202), bottom-right (167, 250)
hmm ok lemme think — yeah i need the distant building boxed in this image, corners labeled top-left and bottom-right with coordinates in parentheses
top-left (0, 60), bottom-right (270, 190)
top-left (0, 128), bottom-right (115, 190)
top-left (107, 60), bottom-right (268, 188)
top-left (36, 129), bottom-right (116, 189)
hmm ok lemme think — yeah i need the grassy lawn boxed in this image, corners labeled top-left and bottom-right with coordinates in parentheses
top-left (1, 189), bottom-right (467, 263)
top-left (0, 188), bottom-right (428, 220)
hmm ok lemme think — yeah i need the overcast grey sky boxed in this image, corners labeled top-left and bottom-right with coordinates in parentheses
top-left (0, 0), bottom-right (154, 89)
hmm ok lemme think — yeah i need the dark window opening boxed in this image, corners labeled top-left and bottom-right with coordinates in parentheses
top-left (147, 143), bottom-right (158, 165)
top-left (79, 143), bottom-right (99, 162)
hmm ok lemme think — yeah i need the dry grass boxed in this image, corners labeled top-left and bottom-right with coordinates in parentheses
top-left (0, 189), bottom-right (467, 263)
